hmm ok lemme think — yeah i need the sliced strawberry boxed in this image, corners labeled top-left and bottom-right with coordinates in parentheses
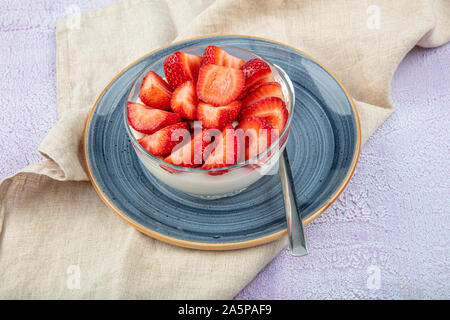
top-left (170, 81), bottom-right (197, 120)
top-left (200, 127), bottom-right (216, 154)
top-left (159, 164), bottom-right (182, 174)
top-left (236, 117), bottom-right (273, 161)
top-left (138, 122), bottom-right (189, 157)
top-left (127, 102), bottom-right (181, 134)
top-left (201, 127), bottom-right (222, 161)
top-left (138, 71), bottom-right (172, 110)
top-left (241, 58), bottom-right (272, 81)
top-left (163, 52), bottom-right (203, 89)
top-left (164, 129), bottom-right (203, 167)
top-left (201, 124), bottom-right (241, 175)
top-left (197, 101), bottom-right (241, 129)
top-left (240, 58), bottom-right (275, 93)
top-left (242, 82), bottom-right (284, 109)
top-left (163, 127), bottom-right (220, 168)
top-left (202, 45), bottom-right (245, 69)
top-left (196, 64), bottom-right (244, 106)
top-left (239, 97), bottom-right (288, 133)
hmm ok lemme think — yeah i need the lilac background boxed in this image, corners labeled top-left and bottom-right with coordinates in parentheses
top-left (1, 0), bottom-right (449, 299)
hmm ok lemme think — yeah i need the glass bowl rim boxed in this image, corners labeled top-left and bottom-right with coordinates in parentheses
top-left (123, 44), bottom-right (295, 173)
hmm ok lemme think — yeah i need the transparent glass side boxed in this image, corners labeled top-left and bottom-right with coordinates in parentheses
top-left (124, 46), bottom-right (295, 199)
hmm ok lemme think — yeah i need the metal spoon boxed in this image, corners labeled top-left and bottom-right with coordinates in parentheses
top-left (279, 149), bottom-right (308, 256)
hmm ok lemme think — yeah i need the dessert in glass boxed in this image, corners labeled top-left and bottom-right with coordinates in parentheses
top-left (124, 45), bottom-right (295, 199)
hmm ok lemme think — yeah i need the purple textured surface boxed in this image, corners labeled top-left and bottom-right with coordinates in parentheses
top-left (1, 1), bottom-right (449, 299)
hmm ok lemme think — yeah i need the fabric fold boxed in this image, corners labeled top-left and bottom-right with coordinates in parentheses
top-left (38, 109), bottom-right (91, 182)
top-left (418, 0), bottom-right (450, 47)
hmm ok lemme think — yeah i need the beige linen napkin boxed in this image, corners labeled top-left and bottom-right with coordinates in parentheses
top-left (0, 0), bottom-right (448, 299)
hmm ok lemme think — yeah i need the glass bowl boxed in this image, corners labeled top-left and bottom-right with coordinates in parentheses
top-left (124, 45), bottom-right (295, 199)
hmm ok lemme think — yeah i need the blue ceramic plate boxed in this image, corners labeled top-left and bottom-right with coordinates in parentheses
top-left (84, 35), bottom-right (361, 250)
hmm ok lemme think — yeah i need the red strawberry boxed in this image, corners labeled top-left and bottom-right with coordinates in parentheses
top-left (138, 122), bottom-right (189, 157)
top-left (202, 45), bottom-right (245, 69)
top-left (163, 52), bottom-right (203, 89)
top-left (199, 127), bottom-right (216, 152)
top-left (159, 164), bottom-right (182, 174)
top-left (201, 124), bottom-right (241, 175)
top-left (241, 58), bottom-right (272, 81)
top-left (197, 101), bottom-right (241, 129)
top-left (242, 82), bottom-right (284, 109)
top-left (170, 81), bottom-right (197, 120)
top-left (236, 117), bottom-right (273, 161)
top-left (201, 127), bottom-right (222, 161)
top-left (239, 97), bottom-right (288, 134)
top-left (127, 102), bottom-right (181, 134)
top-left (164, 129), bottom-right (203, 167)
top-left (163, 127), bottom-right (220, 168)
top-left (138, 71), bottom-right (172, 110)
top-left (240, 58), bottom-right (275, 93)
top-left (196, 64), bottom-right (244, 106)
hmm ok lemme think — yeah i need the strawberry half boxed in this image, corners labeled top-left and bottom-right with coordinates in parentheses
top-left (202, 45), bottom-right (245, 69)
top-left (196, 64), bottom-right (244, 106)
top-left (239, 97), bottom-right (288, 133)
top-left (127, 102), bottom-right (181, 134)
top-left (201, 127), bottom-right (222, 161)
top-left (138, 71), bottom-right (172, 110)
top-left (201, 124), bottom-right (241, 175)
top-left (170, 80), bottom-right (197, 120)
top-left (138, 122), bottom-right (189, 157)
top-left (242, 82), bottom-right (284, 109)
top-left (164, 128), bottom-right (219, 168)
top-left (159, 164), bottom-right (182, 174)
top-left (197, 101), bottom-right (242, 129)
top-left (240, 58), bottom-right (275, 93)
top-left (164, 129), bottom-right (204, 167)
top-left (236, 117), bottom-right (273, 161)
top-left (163, 52), bottom-right (203, 90)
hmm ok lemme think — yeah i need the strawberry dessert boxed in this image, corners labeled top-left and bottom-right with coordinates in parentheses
top-left (126, 45), bottom-right (292, 198)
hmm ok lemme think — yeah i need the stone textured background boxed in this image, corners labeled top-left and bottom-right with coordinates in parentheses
top-left (1, 0), bottom-right (448, 299)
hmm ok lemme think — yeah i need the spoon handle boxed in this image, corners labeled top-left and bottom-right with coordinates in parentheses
top-left (279, 149), bottom-right (308, 256)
